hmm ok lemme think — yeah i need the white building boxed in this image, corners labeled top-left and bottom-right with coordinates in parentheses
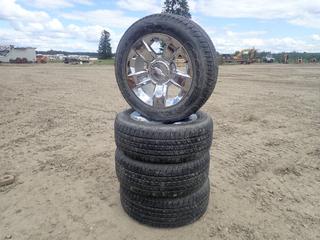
top-left (46, 54), bottom-right (66, 61)
top-left (0, 46), bottom-right (36, 63)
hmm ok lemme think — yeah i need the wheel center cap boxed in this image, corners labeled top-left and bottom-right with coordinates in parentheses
top-left (149, 60), bottom-right (170, 84)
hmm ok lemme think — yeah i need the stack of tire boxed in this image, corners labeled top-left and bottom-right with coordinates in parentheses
top-left (114, 13), bottom-right (218, 228)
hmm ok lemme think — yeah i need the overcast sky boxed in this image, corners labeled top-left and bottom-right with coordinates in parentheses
top-left (0, 0), bottom-right (320, 53)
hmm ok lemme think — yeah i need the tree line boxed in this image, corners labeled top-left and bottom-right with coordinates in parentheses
top-left (36, 50), bottom-right (98, 58)
top-left (256, 52), bottom-right (320, 63)
top-left (43, 0), bottom-right (318, 61)
top-left (97, 0), bottom-right (191, 59)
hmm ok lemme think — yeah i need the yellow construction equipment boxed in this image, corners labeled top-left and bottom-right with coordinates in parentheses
top-left (36, 55), bottom-right (48, 63)
top-left (233, 48), bottom-right (257, 64)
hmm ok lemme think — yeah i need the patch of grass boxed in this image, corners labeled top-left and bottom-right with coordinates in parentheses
top-left (94, 59), bottom-right (115, 65)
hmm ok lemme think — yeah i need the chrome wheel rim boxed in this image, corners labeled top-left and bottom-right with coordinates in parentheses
top-left (126, 33), bottom-right (193, 108)
top-left (130, 111), bottom-right (197, 124)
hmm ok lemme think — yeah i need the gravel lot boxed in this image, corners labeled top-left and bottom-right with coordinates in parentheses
top-left (0, 63), bottom-right (319, 240)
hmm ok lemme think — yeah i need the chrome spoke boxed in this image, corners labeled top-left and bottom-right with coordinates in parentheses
top-left (136, 40), bottom-right (157, 63)
top-left (142, 40), bottom-right (157, 58)
top-left (135, 78), bottom-right (152, 88)
top-left (135, 50), bottom-right (147, 62)
top-left (153, 84), bottom-right (168, 108)
top-left (163, 45), bottom-right (181, 61)
top-left (171, 47), bottom-right (181, 61)
top-left (127, 70), bottom-right (149, 88)
top-left (171, 70), bottom-right (191, 88)
top-left (128, 70), bottom-right (148, 78)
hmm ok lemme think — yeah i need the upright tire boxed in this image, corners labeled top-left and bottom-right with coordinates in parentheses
top-left (115, 13), bottom-right (218, 122)
top-left (120, 179), bottom-right (210, 228)
top-left (114, 109), bottom-right (213, 163)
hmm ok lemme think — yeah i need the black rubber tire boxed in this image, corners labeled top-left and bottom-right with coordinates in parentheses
top-left (115, 13), bottom-right (218, 122)
top-left (115, 149), bottom-right (209, 198)
top-left (120, 178), bottom-right (210, 228)
top-left (114, 109), bottom-right (213, 163)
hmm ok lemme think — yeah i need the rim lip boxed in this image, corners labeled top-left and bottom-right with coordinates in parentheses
top-left (130, 111), bottom-right (197, 124)
top-left (125, 32), bottom-right (194, 109)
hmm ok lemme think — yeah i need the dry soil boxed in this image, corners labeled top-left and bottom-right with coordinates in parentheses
top-left (0, 63), bottom-right (319, 240)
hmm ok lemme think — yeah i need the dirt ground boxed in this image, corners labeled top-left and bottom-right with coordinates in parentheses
top-left (0, 63), bottom-right (319, 240)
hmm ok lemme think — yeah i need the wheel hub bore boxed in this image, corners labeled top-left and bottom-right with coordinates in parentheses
top-left (149, 60), bottom-right (170, 84)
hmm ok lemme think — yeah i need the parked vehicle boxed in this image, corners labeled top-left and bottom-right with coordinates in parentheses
top-left (64, 55), bottom-right (90, 64)
top-left (263, 55), bottom-right (275, 63)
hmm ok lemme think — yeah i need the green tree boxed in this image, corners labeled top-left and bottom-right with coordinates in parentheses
top-left (163, 0), bottom-right (191, 18)
top-left (98, 30), bottom-right (112, 59)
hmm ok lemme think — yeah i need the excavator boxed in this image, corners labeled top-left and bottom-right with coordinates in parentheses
top-left (36, 54), bottom-right (48, 63)
top-left (233, 48), bottom-right (257, 64)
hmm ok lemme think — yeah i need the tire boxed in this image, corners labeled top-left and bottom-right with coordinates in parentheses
top-left (115, 149), bottom-right (209, 198)
top-left (114, 109), bottom-right (213, 163)
top-left (120, 178), bottom-right (210, 228)
top-left (115, 13), bottom-right (218, 122)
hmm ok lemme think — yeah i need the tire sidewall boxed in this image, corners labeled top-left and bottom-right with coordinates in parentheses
top-left (115, 109), bottom-right (212, 134)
